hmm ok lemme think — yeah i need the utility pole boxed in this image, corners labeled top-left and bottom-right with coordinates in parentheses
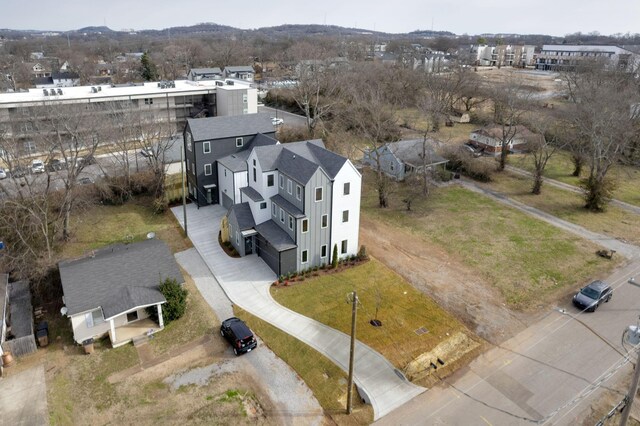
top-left (346, 291), bottom-right (357, 414)
top-left (180, 137), bottom-right (188, 236)
top-left (621, 324), bottom-right (640, 426)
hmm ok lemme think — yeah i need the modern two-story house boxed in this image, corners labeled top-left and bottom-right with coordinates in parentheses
top-left (184, 115), bottom-right (361, 276)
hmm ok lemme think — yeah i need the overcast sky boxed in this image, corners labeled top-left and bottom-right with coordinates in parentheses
top-left (1, 0), bottom-right (638, 37)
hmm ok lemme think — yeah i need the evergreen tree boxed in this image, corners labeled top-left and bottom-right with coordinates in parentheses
top-left (140, 53), bottom-right (159, 81)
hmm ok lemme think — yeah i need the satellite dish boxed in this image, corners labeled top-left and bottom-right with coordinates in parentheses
top-left (146, 232), bottom-right (156, 240)
top-left (60, 306), bottom-right (68, 316)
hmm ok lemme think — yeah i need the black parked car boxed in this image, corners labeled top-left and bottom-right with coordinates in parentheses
top-left (573, 280), bottom-right (612, 312)
top-left (47, 158), bottom-right (65, 172)
top-left (220, 317), bottom-right (257, 356)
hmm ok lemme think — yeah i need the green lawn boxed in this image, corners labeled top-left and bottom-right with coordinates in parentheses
top-left (509, 151), bottom-right (640, 207)
top-left (271, 259), bottom-right (476, 370)
top-left (477, 171), bottom-right (640, 246)
top-left (362, 175), bottom-right (617, 309)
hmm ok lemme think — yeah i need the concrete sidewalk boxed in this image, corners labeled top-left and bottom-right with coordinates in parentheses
top-left (172, 204), bottom-right (425, 420)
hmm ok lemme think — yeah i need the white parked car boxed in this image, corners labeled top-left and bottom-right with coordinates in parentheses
top-left (0, 168), bottom-right (6, 179)
top-left (271, 117), bottom-right (284, 126)
top-left (31, 160), bottom-right (45, 174)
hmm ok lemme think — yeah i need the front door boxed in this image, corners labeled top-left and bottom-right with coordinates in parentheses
top-left (245, 236), bottom-right (253, 255)
top-left (206, 188), bottom-right (212, 204)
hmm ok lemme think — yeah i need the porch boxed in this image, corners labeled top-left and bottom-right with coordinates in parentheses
top-left (109, 318), bottom-right (162, 348)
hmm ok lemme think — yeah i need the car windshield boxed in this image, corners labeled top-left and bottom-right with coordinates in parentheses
top-left (580, 287), bottom-right (601, 299)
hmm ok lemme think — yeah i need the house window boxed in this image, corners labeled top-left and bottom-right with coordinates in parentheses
top-left (321, 245), bottom-right (327, 258)
top-left (204, 164), bottom-right (212, 176)
top-left (272, 203), bottom-right (276, 216)
top-left (287, 179), bottom-right (292, 194)
top-left (315, 187), bottom-right (323, 202)
top-left (260, 202), bottom-right (267, 209)
top-left (236, 137), bottom-right (243, 147)
top-left (301, 250), bottom-right (308, 263)
top-left (296, 185), bottom-right (302, 200)
top-left (224, 169), bottom-right (227, 177)
top-left (192, 164), bottom-right (196, 176)
top-left (288, 215), bottom-right (293, 230)
top-left (236, 231), bottom-right (239, 245)
top-left (302, 219), bottom-right (308, 233)
top-left (253, 159), bottom-right (256, 166)
top-left (203, 141), bottom-right (211, 154)
top-left (321, 214), bottom-right (328, 228)
top-left (344, 182), bottom-right (350, 195)
top-left (127, 311), bottom-right (139, 322)
top-left (341, 240), bottom-right (348, 254)
top-left (186, 133), bottom-right (192, 151)
top-left (280, 208), bottom-right (284, 223)
top-left (390, 163), bottom-right (395, 171)
top-left (144, 98), bottom-right (153, 105)
top-left (279, 175), bottom-right (284, 188)
top-left (267, 174), bottom-right (274, 187)
top-left (342, 210), bottom-right (349, 223)
top-left (85, 309), bottom-right (104, 328)
top-left (253, 167), bottom-right (257, 182)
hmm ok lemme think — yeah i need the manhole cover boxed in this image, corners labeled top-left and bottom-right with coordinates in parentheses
top-left (414, 327), bottom-right (429, 335)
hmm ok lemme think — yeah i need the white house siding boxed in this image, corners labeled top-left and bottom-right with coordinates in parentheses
top-left (248, 150), bottom-right (279, 225)
top-left (218, 164), bottom-right (236, 206)
top-left (69, 307), bottom-right (150, 344)
top-left (331, 161), bottom-right (361, 260)
top-left (298, 169), bottom-right (332, 271)
top-left (216, 86), bottom-right (258, 116)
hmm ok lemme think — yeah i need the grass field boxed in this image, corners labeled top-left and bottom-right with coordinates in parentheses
top-left (395, 108), bottom-right (476, 144)
top-left (62, 196), bottom-right (191, 259)
top-left (509, 151), bottom-right (640, 207)
top-left (270, 259), bottom-right (476, 371)
top-left (361, 173), bottom-right (617, 309)
top-left (477, 171), bottom-right (640, 246)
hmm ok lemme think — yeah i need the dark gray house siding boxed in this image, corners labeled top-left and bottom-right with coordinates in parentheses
top-left (184, 121), bottom-right (275, 207)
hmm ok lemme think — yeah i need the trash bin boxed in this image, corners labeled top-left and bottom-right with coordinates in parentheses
top-left (36, 322), bottom-right (49, 347)
top-left (82, 338), bottom-right (94, 355)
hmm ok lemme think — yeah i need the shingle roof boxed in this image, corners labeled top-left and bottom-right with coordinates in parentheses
top-left (59, 239), bottom-right (183, 319)
top-left (275, 148), bottom-right (319, 185)
top-left (52, 72), bottom-right (79, 80)
top-left (228, 203), bottom-right (256, 230)
top-left (9, 281), bottom-right (33, 338)
top-left (271, 194), bottom-right (305, 218)
top-left (225, 66), bottom-right (255, 73)
top-left (254, 145), bottom-right (283, 171)
top-left (387, 139), bottom-right (448, 167)
top-left (218, 151), bottom-right (250, 172)
top-left (255, 220), bottom-right (297, 252)
top-left (240, 186), bottom-right (264, 202)
top-left (187, 113), bottom-right (275, 142)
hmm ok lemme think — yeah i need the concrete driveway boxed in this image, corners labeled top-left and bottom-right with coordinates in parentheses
top-left (172, 204), bottom-right (425, 420)
top-left (0, 365), bottom-right (48, 426)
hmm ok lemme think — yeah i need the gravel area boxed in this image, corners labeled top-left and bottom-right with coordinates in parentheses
top-left (175, 248), bottom-right (324, 425)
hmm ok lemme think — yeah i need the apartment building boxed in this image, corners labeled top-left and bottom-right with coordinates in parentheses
top-left (470, 44), bottom-right (535, 67)
top-left (0, 78), bottom-right (258, 156)
top-left (535, 45), bottom-right (639, 71)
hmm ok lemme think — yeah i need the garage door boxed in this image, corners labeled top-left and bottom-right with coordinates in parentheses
top-left (256, 234), bottom-right (280, 276)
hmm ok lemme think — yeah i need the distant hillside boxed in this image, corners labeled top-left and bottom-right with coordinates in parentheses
top-left (75, 26), bottom-right (116, 34)
top-left (138, 22), bottom-right (239, 36)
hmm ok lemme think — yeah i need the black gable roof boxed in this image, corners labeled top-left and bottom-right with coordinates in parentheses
top-left (187, 113), bottom-right (275, 142)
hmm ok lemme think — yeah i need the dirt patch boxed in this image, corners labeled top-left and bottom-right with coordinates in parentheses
top-left (404, 332), bottom-right (480, 381)
top-left (360, 216), bottom-right (533, 344)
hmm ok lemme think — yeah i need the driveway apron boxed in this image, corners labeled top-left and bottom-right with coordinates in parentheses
top-left (172, 204), bottom-right (425, 420)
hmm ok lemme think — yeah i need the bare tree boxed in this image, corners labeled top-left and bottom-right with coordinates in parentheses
top-left (526, 113), bottom-right (563, 194)
top-left (563, 62), bottom-right (638, 210)
top-left (488, 73), bottom-right (533, 171)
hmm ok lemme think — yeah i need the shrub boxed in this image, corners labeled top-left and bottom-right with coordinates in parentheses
top-left (357, 245), bottom-right (368, 260)
top-left (332, 244), bottom-right (339, 269)
top-left (146, 277), bottom-right (187, 325)
top-left (152, 196), bottom-right (168, 214)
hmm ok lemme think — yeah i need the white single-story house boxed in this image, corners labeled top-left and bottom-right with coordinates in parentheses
top-left (363, 138), bottom-right (448, 181)
top-left (59, 239), bottom-right (184, 348)
top-left (468, 125), bottom-right (540, 155)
